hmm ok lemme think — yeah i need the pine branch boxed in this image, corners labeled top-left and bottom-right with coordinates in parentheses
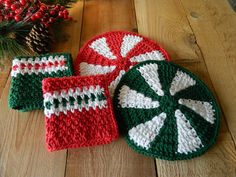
top-left (0, 21), bottom-right (33, 59)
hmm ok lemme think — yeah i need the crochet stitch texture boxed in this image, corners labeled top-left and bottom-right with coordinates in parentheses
top-left (74, 31), bottom-right (170, 97)
top-left (113, 60), bottom-right (220, 160)
top-left (8, 53), bottom-right (73, 111)
top-left (42, 75), bottom-right (119, 151)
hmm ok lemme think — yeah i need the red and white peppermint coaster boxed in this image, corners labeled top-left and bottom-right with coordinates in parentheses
top-left (42, 75), bottom-right (119, 151)
top-left (74, 31), bottom-right (170, 97)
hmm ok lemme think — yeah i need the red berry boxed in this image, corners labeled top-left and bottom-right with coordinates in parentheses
top-left (4, 15), bottom-right (11, 21)
top-left (49, 17), bottom-right (54, 23)
top-left (58, 11), bottom-right (64, 17)
top-left (35, 11), bottom-right (42, 18)
top-left (63, 9), bottom-right (69, 15)
top-left (26, 12), bottom-right (31, 17)
top-left (43, 22), bottom-right (49, 28)
top-left (9, 12), bottom-right (15, 17)
top-left (60, 6), bottom-right (65, 11)
top-left (50, 10), bottom-right (56, 16)
top-left (4, 1), bottom-right (11, 7)
top-left (64, 14), bottom-right (68, 19)
top-left (54, 5), bottom-right (60, 11)
top-left (41, 17), bottom-right (47, 22)
top-left (10, 4), bottom-right (17, 11)
top-left (40, 5), bottom-right (46, 11)
top-left (28, 6), bottom-right (34, 12)
top-left (31, 15), bottom-right (36, 21)
top-left (19, 0), bottom-right (26, 5)
top-left (14, 14), bottom-right (21, 21)
top-left (15, 8), bottom-right (21, 14)
top-left (4, 2), bottom-right (11, 9)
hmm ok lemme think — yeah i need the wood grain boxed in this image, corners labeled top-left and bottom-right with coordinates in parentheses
top-left (180, 0), bottom-right (236, 143)
top-left (0, 59), bottom-right (11, 99)
top-left (0, 78), bottom-right (67, 177)
top-left (65, 1), bottom-right (156, 177)
top-left (0, 0), bottom-right (236, 177)
top-left (66, 138), bottom-right (156, 177)
top-left (53, 1), bottom-right (84, 60)
top-left (80, 0), bottom-right (137, 45)
top-left (0, 2), bottom-right (84, 177)
top-left (134, 0), bottom-right (236, 176)
top-left (134, 0), bottom-right (199, 61)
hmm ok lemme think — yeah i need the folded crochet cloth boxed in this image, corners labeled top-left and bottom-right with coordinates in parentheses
top-left (113, 60), bottom-right (220, 160)
top-left (74, 31), bottom-right (170, 97)
top-left (42, 75), bottom-right (119, 151)
top-left (8, 53), bottom-right (73, 111)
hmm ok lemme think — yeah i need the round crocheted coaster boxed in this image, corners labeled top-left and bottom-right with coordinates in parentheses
top-left (113, 60), bottom-right (220, 160)
top-left (74, 31), bottom-right (170, 97)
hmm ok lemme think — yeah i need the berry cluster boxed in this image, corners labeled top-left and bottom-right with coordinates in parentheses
top-left (0, 0), bottom-right (70, 27)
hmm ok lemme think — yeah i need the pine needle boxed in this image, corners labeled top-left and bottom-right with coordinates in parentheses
top-left (0, 21), bottom-right (33, 59)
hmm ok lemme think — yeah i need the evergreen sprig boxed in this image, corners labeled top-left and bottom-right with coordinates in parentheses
top-left (0, 21), bottom-right (33, 59)
top-left (0, 0), bottom-right (75, 60)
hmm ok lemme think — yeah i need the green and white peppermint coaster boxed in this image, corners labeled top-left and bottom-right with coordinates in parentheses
top-left (113, 60), bottom-right (220, 160)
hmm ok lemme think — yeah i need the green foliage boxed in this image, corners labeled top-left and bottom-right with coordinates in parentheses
top-left (0, 22), bottom-right (33, 59)
top-left (0, 0), bottom-right (76, 60)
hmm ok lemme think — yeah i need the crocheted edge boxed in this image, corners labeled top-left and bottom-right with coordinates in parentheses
top-left (113, 60), bottom-right (221, 161)
top-left (43, 74), bottom-right (119, 151)
top-left (11, 53), bottom-right (72, 77)
top-left (42, 74), bottom-right (110, 93)
top-left (74, 31), bottom-right (171, 75)
top-left (8, 53), bottom-right (73, 112)
top-left (12, 52), bottom-right (73, 76)
top-left (46, 136), bottom-right (117, 152)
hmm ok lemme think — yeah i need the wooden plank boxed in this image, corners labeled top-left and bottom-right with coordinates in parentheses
top-left (80, 0), bottom-right (137, 45)
top-left (134, 0), bottom-right (236, 176)
top-left (53, 1), bottom-right (84, 60)
top-left (180, 0), bottom-right (236, 143)
top-left (65, 1), bottom-right (156, 177)
top-left (156, 132), bottom-right (236, 177)
top-left (66, 138), bottom-right (157, 177)
top-left (0, 78), bottom-right (67, 177)
top-left (0, 59), bottom-right (11, 99)
top-left (0, 2), bottom-right (84, 177)
top-left (134, 0), bottom-right (199, 60)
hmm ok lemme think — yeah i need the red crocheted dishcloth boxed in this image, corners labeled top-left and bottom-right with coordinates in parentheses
top-left (42, 75), bottom-right (119, 151)
top-left (74, 31), bottom-right (170, 97)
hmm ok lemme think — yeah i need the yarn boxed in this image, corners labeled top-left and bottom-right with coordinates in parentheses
top-left (8, 53), bottom-right (73, 111)
top-left (42, 75), bottom-right (119, 151)
top-left (74, 31), bottom-right (170, 97)
top-left (113, 60), bottom-right (220, 160)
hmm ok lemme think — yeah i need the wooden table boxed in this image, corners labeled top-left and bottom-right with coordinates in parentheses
top-left (1, 1), bottom-right (236, 177)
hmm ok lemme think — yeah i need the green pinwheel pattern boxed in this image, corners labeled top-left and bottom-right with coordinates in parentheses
top-left (113, 60), bottom-right (220, 160)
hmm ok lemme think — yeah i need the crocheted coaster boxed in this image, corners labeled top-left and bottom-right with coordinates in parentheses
top-left (42, 75), bottom-right (119, 151)
top-left (113, 60), bottom-right (220, 160)
top-left (74, 31), bottom-right (170, 97)
top-left (8, 53), bottom-right (73, 111)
